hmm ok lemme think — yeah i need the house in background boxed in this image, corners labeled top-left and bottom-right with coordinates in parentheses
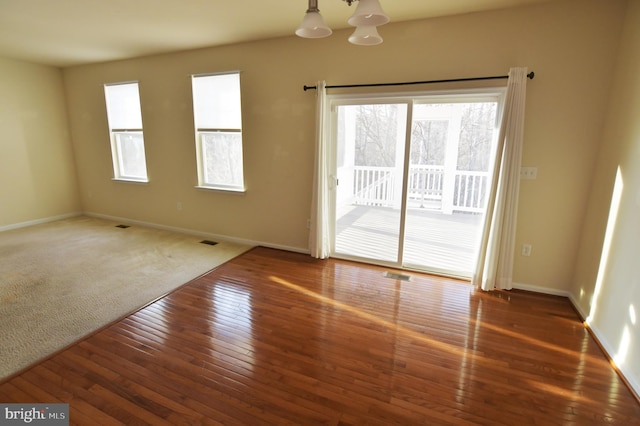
top-left (0, 0), bottom-right (638, 398)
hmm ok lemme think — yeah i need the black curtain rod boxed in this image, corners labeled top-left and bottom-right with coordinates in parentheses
top-left (303, 71), bottom-right (535, 91)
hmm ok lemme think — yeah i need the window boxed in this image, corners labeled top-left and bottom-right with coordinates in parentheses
top-left (191, 72), bottom-right (245, 191)
top-left (104, 82), bottom-right (148, 182)
top-left (330, 90), bottom-right (504, 278)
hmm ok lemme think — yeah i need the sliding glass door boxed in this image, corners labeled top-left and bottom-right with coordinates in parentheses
top-left (332, 92), bottom-right (503, 278)
top-left (334, 103), bottom-right (408, 263)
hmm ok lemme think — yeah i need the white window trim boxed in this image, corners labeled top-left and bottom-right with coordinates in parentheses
top-left (325, 86), bottom-right (506, 277)
top-left (109, 129), bottom-right (149, 183)
top-left (191, 72), bottom-right (245, 193)
top-left (104, 82), bottom-right (149, 183)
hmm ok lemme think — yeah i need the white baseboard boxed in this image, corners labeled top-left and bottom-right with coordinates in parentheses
top-left (0, 212), bottom-right (82, 233)
top-left (565, 293), bottom-right (640, 400)
top-left (512, 281), bottom-right (571, 297)
top-left (509, 283), bottom-right (640, 398)
top-left (83, 211), bottom-right (310, 255)
top-left (567, 292), bottom-right (589, 320)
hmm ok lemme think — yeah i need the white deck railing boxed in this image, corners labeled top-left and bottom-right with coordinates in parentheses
top-left (453, 171), bottom-right (489, 213)
top-left (350, 165), bottom-right (488, 214)
top-left (352, 167), bottom-right (396, 207)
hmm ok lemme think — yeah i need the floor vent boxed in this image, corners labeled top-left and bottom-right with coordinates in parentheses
top-left (383, 271), bottom-right (411, 281)
top-left (200, 240), bottom-right (218, 246)
top-left (115, 224), bottom-right (130, 229)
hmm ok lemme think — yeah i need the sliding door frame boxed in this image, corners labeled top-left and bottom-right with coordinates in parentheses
top-left (327, 87), bottom-right (506, 278)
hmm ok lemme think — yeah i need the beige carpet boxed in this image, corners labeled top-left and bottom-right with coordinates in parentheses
top-left (0, 215), bottom-right (252, 380)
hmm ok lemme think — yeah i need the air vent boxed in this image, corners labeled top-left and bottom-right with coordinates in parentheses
top-left (200, 240), bottom-right (218, 246)
top-left (115, 224), bottom-right (130, 229)
top-left (383, 271), bottom-right (411, 281)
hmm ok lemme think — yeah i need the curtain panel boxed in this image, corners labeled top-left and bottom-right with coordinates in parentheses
top-left (309, 81), bottom-right (331, 259)
top-left (473, 67), bottom-right (529, 291)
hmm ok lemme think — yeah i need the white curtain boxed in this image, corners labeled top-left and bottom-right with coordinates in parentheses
top-left (473, 67), bottom-right (529, 291)
top-left (309, 81), bottom-right (331, 259)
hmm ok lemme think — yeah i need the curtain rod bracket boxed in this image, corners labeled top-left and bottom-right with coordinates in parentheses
top-left (303, 71), bottom-right (535, 91)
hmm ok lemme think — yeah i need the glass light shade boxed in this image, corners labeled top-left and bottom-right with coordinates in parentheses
top-left (296, 11), bottom-right (332, 38)
top-left (347, 0), bottom-right (390, 27)
top-left (348, 25), bottom-right (383, 45)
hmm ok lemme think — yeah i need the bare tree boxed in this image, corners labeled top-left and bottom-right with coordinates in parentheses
top-left (349, 102), bottom-right (497, 172)
top-left (354, 105), bottom-right (398, 167)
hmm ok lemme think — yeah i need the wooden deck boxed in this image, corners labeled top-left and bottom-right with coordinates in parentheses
top-left (336, 204), bottom-right (483, 276)
top-left (1, 247), bottom-right (638, 424)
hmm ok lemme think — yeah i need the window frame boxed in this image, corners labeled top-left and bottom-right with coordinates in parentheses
top-left (103, 82), bottom-right (149, 183)
top-left (326, 87), bottom-right (506, 278)
top-left (191, 72), bottom-right (245, 193)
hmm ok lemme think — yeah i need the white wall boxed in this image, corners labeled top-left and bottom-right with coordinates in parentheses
top-left (0, 56), bottom-right (80, 228)
top-left (570, 0), bottom-right (640, 397)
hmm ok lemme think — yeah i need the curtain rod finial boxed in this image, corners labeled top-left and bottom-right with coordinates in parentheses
top-left (527, 71), bottom-right (535, 80)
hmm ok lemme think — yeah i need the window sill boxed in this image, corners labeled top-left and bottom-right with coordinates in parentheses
top-left (195, 185), bottom-right (246, 194)
top-left (112, 178), bottom-right (149, 184)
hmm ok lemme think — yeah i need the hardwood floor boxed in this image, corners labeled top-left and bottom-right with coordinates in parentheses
top-left (1, 247), bottom-right (639, 425)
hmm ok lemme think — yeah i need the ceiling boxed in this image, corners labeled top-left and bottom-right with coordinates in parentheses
top-left (0, 0), bottom-right (559, 68)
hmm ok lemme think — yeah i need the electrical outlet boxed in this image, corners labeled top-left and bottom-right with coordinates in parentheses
top-left (520, 167), bottom-right (538, 180)
top-left (521, 244), bottom-right (532, 256)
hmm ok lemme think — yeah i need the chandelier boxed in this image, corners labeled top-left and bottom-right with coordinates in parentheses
top-left (296, 0), bottom-right (390, 46)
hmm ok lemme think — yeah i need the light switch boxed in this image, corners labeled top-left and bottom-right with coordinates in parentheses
top-left (520, 167), bottom-right (538, 180)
